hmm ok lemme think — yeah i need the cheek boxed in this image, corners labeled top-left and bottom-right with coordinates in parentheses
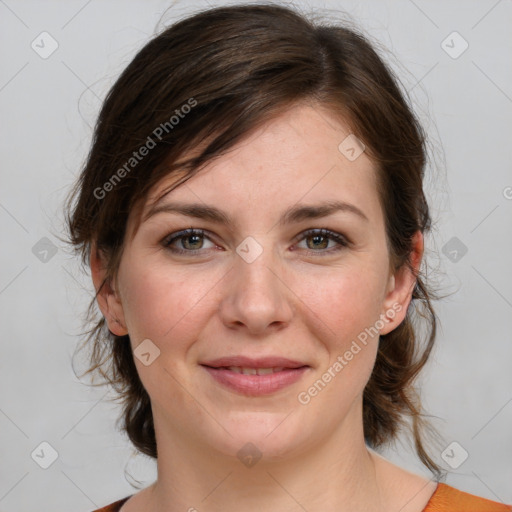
top-left (119, 261), bottom-right (215, 346)
top-left (295, 267), bottom-right (386, 344)
top-left (118, 263), bottom-right (218, 408)
top-left (294, 274), bottom-right (383, 409)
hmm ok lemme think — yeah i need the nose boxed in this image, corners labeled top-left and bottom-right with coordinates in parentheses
top-left (218, 241), bottom-right (294, 335)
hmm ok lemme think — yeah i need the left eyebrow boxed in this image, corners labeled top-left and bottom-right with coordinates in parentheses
top-left (278, 200), bottom-right (369, 225)
top-left (143, 199), bottom-right (369, 226)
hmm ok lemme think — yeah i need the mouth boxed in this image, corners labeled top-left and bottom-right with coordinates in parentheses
top-left (211, 366), bottom-right (298, 375)
top-left (200, 355), bottom-right (308, 369)
top-left (200, 356), bottom-right (310, 396)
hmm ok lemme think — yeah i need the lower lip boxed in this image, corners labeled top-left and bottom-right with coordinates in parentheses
top-left (201, 366), bottom-right (309, 396)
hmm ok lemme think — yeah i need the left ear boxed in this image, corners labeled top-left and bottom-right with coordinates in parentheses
top-left (379, 231), bottom-right (423, 336)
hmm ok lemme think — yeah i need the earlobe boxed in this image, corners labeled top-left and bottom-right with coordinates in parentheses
top-left (379, 231), bottom-right (424, 336)
top-left (90, 243), bottom-right (129, 337)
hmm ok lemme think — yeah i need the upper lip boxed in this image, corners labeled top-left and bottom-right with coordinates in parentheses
top-left (201, 356), bottom-right (308, 369)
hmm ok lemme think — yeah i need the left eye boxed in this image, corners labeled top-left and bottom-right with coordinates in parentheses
top-left (161, 228), bottom-right (349, 255)
top-left (295, 228), bottom-right (349, 254)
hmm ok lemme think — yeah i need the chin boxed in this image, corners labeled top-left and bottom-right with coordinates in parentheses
top-left (204, 410), bottom-right (310, 463)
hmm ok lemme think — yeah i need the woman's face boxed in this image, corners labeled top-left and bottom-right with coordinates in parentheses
top-left (96, 102), bottom-right (420, 462)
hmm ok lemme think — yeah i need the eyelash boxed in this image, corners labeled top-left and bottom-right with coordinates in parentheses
top-left (161, 228), bottom-right (350, 256)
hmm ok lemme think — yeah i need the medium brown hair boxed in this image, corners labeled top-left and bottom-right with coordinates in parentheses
top-left (66, 2), bottom-right (444, 476)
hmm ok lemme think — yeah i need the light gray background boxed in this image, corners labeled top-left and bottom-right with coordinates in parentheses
top-left (1, 0), bottom-right (511, 510)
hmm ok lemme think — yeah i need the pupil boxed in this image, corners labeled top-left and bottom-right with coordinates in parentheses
top-left (310, 235), bottom-right (327, 249)
top-left (184, 234), bottom-right (202, 249)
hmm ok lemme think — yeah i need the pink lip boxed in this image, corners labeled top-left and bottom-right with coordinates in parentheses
top-left (201, 366), bottom-right (309, 396)
top-left (201, 356), bottom-right (307, 369)
top-left (200, 356), bottom-right (310, 396)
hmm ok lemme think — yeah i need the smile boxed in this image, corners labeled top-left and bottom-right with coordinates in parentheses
top-left (201, 365), bottom-right (309, 396)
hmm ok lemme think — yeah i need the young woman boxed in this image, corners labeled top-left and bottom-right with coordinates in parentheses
top-left (65, 3), bottom-right (512, 511)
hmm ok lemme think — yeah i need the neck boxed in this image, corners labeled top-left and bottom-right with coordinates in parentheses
top-left (145, 402), bottom-right (390, 512)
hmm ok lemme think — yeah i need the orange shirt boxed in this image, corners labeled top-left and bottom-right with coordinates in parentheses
top-left (92, 483), bottom-right (512, 512)
top-left (423, 483), bottom-right (512, 511)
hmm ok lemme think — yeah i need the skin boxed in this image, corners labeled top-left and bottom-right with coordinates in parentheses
top-left (91, 101), bottom-right (438, 512)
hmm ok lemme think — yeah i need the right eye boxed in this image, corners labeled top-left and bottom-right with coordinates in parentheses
top-left (161, 228), bottom-right (218, 255)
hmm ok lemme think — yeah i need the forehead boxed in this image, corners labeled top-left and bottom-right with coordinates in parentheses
top-left (139, 102), bottom-right (382, 229)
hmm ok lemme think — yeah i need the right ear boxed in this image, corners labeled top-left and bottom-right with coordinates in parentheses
top-left (90, 242), bottom-right (128, 336)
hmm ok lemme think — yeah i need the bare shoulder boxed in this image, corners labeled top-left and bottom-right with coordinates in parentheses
top-left (370, 450), bottom-right (438, 512)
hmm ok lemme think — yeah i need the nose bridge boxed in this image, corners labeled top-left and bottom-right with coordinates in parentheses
top-left (235, 233), bottom-right (281, 298)
top-left (220, 234), bottom-right (293, 332)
